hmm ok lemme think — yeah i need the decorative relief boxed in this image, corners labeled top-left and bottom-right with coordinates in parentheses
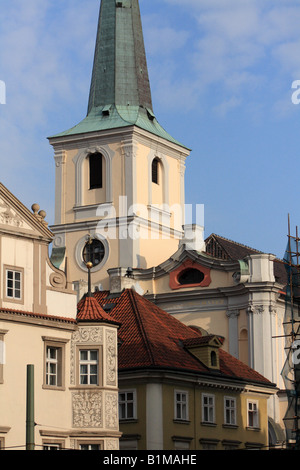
top-left (49, 271), bottom-right (66, 289)
top-left (70, 327), bottom-right (103, 385)
top-left (72, 390), bottom-right (103, 428)
top-left (106, 439), bottom-right (119, 451)
top-left (246, 305), bottom-right (265, 315)
top-left (226, 309), bottom-right (240, 318)
top-left (0, 198), bottom-right (24, 227)
top-left (106, 330), bottom-right (117, 386)
top-left (105, 393), bottom-right (118, 430)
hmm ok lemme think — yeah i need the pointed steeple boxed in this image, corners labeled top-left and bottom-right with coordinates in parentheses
top-left (50, 0), bottom-right (187, 148)
top-left (88, 0), bottom-right (153, 114)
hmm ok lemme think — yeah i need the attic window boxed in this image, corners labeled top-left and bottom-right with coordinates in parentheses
top-left (169, 260), bottom-right (211, 290)
top-left (178, 268), bottom-right (204, 286)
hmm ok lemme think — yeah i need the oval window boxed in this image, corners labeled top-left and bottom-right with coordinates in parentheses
top-left (178, 268), bottom-right (204, 285)
top-left (82, 239), bottom-right (105, 267)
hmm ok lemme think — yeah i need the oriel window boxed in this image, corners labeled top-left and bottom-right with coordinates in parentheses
top-left (89, 153), bottom-right (103, 189)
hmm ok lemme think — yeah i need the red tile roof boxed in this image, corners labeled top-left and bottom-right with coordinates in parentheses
top-left (88, 289), bottom-right (274, 386)
top-left (77, 295), bottom-right (120, 325)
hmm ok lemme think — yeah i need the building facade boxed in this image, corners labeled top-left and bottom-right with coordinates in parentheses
top-left (0, 183), bottom-right (120, 450)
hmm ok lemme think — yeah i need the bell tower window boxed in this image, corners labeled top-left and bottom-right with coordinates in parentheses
top-left (89, 153), bottom-right (103, 189)
top-left (152, 158), bottom-right (160, 184)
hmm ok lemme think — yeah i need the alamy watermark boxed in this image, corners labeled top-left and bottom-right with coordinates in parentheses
top-left (291, 80), bottom-right (300, 105)
top-left (0, 80), bottom-right (6, 105)
top-left (94, 198), bottom-right (205, 241)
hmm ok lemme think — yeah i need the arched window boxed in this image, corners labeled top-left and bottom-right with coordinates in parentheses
top-left (210, 351), bottom-right (217, 367)
top-left (152, 158), bottom-right (160, 184)
top-left (178, 268), bottom-right (204, 286)
top-left (82, 239), bottom-right (105, 267)
top-left (89, 153), bottom-right (103, 189)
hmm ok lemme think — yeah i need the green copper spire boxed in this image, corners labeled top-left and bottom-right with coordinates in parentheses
top-left (50, 0), bottom-right (188, 148)
top-left (88, 0), bottom-right (153, 113)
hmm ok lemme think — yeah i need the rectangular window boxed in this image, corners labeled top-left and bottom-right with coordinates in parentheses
top-left (247, 400), bottom-right (259, 428)
top-left (174, 390), bottom-right (188, 421)
top-left (119, 390), bottom-right (136, 420)
top-left (4, 267), bottom-right (23, 303)
top-left (77, 440), bottom-right (103, 450)
top-left (224, 396), bottom-right (237, 425)
top-left (202, 394), bottom-right (215, 424)
top-left (79, 349), bottom-right (99, 385)
top-left (43, 337), bottom-right (67, 390)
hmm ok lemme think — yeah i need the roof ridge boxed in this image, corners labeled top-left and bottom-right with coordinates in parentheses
top-left (127, 289), bottom-right (157, 366)
top-left (207, 233), bottom-right (263, 254)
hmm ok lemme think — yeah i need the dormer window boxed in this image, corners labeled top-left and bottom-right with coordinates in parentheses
top-left (89, 153), bottom-right (103, 189)
top-left (210, 350), bottom-right (217, 367)
top-left (169, 260), bottom-right (211, 290)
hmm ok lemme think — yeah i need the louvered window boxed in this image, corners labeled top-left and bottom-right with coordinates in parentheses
top-left (89, 153), bottom-right (103, 189)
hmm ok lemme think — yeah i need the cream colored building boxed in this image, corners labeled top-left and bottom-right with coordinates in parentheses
top-left (0, 182), bottom-right (120, 450)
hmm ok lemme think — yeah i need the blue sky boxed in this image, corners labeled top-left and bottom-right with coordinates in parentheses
top-left (1, 0), bottom-right (300, 259)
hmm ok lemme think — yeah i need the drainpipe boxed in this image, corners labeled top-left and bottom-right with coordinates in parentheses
top-left (26, 364), bottom-right (35, 450)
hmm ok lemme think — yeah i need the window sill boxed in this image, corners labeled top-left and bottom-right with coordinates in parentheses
top-left (222, 424), bottom-right (238, 429)
top-left (246, 426), bottom-right (261, 432)
top-left (42, 385), bottom-right (65, 391)
top-left (201, 421), bottom-right (217, 427)
top-left (119, 419), bottom-right (138, 424)
top-left (173, 419), bottom-right (191, 425)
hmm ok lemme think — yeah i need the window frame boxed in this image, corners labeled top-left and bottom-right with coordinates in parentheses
top-left (202, 393), bottom-right (215, 424)
top-left (76, 345), bottom-right (102, 388)
top-left (0, 330), bottom-right (8, 384)
top-left (174, 390), bottom-right (189, 421)
top-left (77, 440), bottom-right (104, 450)
top-left (42, 337), bottom-right (67, 391)
top-left (224, 396), bottom-right (237, 426)
top-left (3, 266), bottom-right (24, 304)
top-left (247, 399), bottom-right (259, 429)
top-left (119, 389), bottom-right (137, 421)
top-left (151, 157), bottom-right (160, 185)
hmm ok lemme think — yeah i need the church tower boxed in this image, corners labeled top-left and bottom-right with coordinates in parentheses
top-left (48, 0), bottom-right (191, 293)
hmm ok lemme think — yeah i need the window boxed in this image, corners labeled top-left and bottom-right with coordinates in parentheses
top-left (224, 397), bottom-right (237, 425)
top-left (43, 337), bottom-right (67, 390)
top-left (247, 400), bottom-right (259, 428)
top-left (82, 239), bottom-right (105, 267)
top-left (89, 153), bottom-right (103, 189)
top-left (46, 346), bottom-right (62, 386)
top-left (152, 158), bottom-right (160, 184)
top-left (43, 444), bottom-right (62, 450)
top-left (77, 441), bottom-right (103, 450)
top-left (79, 444), bottom-right (101, 450)
top-left (79, 349), bottom-right (99, 385)
top-left (210, 351), bottom-right (217, 367)
top-left (174, 391), bottom-right (188, 421)
top-left (178, 268), bottom-right (204, 286)
top-left (5, 267), bottom-right (23, 302)
top-left (119, 390), bottom-right (136, 420)
top-left (202, 394), bottom-right (215, 424)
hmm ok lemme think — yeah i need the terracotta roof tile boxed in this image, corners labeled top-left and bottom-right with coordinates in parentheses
top-left (77, 295), bottom-right (120, 325)
top-left (90, 289), bottom-right (274, 386)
